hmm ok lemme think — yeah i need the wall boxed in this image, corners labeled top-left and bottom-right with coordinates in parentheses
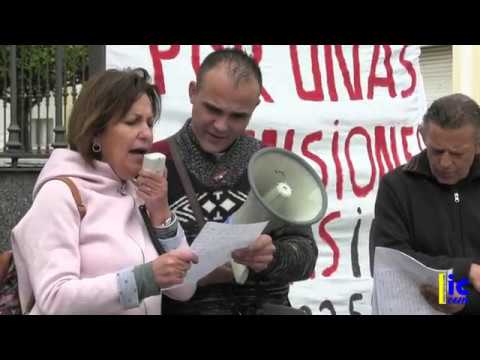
top-left (0, 169), bottom-right (40, 251)
top-left (453, 45), bottom-right (480, 103)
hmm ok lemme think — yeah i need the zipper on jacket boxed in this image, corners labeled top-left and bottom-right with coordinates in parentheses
top-left (454, 192), bottom-right (460, 203)
top-left (452, 189), bottom-right (464, 256)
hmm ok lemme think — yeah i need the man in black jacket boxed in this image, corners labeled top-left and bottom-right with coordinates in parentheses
top-left (372, 93), bottom-right (480, 314)
top-left (152, 48), bottom-right (318, 314)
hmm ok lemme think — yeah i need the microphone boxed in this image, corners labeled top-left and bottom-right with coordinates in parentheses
top-left (142, 153), bottom-right (166, 176)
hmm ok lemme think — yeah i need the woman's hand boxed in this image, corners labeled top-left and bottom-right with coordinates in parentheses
top-left (151, 248), bottom-right (199, 289)
top-left (136, 169), bottom-right (171, 226)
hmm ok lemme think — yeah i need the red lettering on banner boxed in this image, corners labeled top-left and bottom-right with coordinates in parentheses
top-left (251, 45), bottom-right (274, 103)
top-left (149, 45), bottom-right (181, 94)
top-left (262, 129), bottom-right (278, 147)
top-left (290, 45), bottom-right (324, 101)
top-left (375, 126), bottom-right (395, 178)
top-left (246, 124), bottom-right (422, 198)
top-left (335, 45), bottom-right (363, 100)
top-left (302, 131), bottom-right (328, 187)
top-left (345, 127), bottom-right (376, 197)
top-left (399, 45), bottom-right (417, 98)
top-left (401, 126), bottom-right (414, 161)
top-left (284, 129), bottom-right (295, 151)
top-left (319, 211), bottom-right (341, 277)
top-left (291, 45), bottom-right (364, 102)
top-left (390, 127), bottom-right (402, 167)
top-left (191, 45), bottom-right (200, 75)
top-left (324, 45), bottom-right (338, 101)
top-left (367, 45), bottom-right (397, 99)
top-left (332, 120), bottom-right (343, 200)
top-left (146, 45), bottom-right (419, 104)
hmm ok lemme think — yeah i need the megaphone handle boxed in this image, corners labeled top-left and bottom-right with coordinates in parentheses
top-left (231, 260), bottom-right (249, 284)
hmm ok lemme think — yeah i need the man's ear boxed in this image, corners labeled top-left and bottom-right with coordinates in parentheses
top-left (474, 129), bottom-right (480, 155)
top-left (188, 81), bottom-right (197, 105)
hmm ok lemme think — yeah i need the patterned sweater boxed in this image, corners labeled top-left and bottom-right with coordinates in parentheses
top-left (151, 120), bottom-right (318, 314)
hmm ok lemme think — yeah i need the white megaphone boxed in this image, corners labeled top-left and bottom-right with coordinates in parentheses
top-left (230, 147), bottom-right (328, 284)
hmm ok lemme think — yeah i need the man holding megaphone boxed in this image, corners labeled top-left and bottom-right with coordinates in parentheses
top-left (152, 48), bottom-right (326, 315)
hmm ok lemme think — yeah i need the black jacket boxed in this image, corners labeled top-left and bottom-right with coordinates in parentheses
top-left (373, 150), bottom-right (480, 314)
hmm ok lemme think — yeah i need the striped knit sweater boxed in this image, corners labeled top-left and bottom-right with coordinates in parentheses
top-left (151, 119), bottom-right (318, 314)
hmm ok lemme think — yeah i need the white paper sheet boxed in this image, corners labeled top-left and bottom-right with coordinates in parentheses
top-left (183, 221), bottom-right (269, 284)
top-left (372, 246), bottom-right (450, 315)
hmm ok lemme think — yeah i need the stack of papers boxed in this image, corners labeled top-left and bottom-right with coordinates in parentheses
top-left (372, 246), bottom-right (450, 315)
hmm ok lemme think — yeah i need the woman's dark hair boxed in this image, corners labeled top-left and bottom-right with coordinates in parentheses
top-left (67, 67), bottom-right (161, 164)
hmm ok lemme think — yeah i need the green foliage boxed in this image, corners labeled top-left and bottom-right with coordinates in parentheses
top-left (0, 45), bottom-right (88, 98)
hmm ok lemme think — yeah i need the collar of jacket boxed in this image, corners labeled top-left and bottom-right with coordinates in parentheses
top-left (181, 118), bottom-right (240, 161)
top-left (403, 149), bottom-right (480, 184)
top-left (172, 118), bottom-right (262, 189)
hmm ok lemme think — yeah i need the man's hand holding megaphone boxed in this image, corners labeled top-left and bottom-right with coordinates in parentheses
top-left (231, 234), bottom-right (276, 273)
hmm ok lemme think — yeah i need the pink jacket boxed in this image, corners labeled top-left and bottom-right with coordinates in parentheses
top-left (11, 149), bottom-right (195, 315)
